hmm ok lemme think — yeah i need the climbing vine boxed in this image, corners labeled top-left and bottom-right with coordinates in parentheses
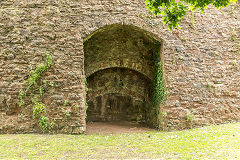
top-left (152, 42), bottom-right (168, 107)
top-left (18, 52), bottom-right (54, 133)
top-left (151, 41), bottom-right (168, 128)
top-left (26, 52), bottom-right (52, 91)
top-left (84, 78), bottom-right (88, 118)
top-left (32, 97), bottom-right (46, 119)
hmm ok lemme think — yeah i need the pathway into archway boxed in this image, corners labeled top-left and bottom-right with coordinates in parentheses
top-left (86, 121), bottom-right (154, 134)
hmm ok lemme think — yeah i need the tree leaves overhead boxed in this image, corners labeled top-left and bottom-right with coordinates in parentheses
top-left (145, 0), bottom-right (238, 30)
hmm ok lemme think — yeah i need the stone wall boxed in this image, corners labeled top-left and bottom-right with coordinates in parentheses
top-left (0, 0), bottom-right (240, 133)
top-left (0, 0), bottom-right (86, 133)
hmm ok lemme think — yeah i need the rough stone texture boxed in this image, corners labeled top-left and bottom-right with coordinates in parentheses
top-left (0, 0), bottom-right (240, 133)
top-left (84, 24), bottom-right (158, 80)
top-left (84, 24), bottom-right (158, 124)
top-left (87, 68), bottom-right (151, 123)
top-left (0, 0), bottom-right (85, 134)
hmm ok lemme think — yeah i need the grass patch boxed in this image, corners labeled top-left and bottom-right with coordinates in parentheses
top-left (0, 122), bottom-right (240, 159)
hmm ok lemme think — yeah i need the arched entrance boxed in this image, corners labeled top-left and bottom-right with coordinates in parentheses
top-left (84, 24), bottom-right (162, 126)
top-left (86, 67), bottom-right (151, 122)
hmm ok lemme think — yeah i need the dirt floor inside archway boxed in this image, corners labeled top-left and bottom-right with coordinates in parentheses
top-left (86, 121), bottom-right (155, 135)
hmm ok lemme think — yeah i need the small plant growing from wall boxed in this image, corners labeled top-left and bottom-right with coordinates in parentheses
top-left (39, 116), bottom-right (49, 133)
top-left (65, 112), bottom-right (70, 118)
top-left (162, 111), bottom-right (168, 118)
top-left (18, 52), bottom-right (55, 133)
top-left (18, 90), bottom-right (25, 107)
top-left (39, 116), bottom-right (55, 133)
top-left (186, 111), bottom-right (194, 122)
top-left (85, 102), bottom-right (88, 118)
top-left (64, 99), bottom-right (69, 106)
top-left (32, 97), bottom-right (46, 119)
top-left (186, 111), bottom-right (195, 128)
top-left (74, 104), bottom-right (80, 109)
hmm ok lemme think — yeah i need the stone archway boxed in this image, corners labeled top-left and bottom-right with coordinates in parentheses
top-left (84, 24), bottom-right (161, 125)
top-left (86, 67), bottom-right (152, 122)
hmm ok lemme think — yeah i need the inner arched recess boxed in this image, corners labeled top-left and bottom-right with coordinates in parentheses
top-left (84, 24), bottom-right (161, 125)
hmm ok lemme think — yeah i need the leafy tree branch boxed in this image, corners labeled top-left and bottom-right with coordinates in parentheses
top-left (145, 0), bottom-right (238, 30)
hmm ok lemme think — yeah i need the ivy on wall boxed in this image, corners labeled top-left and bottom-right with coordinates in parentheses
top-left (152, 42), bottom-right (168, 107)
top-left (151, 41), bottom-right (168, 128)
top-left (84, 78), bottom-right (88, 119)
top-left (18, 52), bottom-right (55, 133)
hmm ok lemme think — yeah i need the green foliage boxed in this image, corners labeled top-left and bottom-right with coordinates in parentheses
top-left (42, 80), bottom-right (47, 86)
top-left (153, 61), bottom-right (168, 106)
top-left (162, 111), bottom-right (168, 117)
top-left (49, 121), bottom-right (55, 129)
top-left (74, 104), bottom-right (80, 109)
top-left (39, 116), bottom-right (55, 133)
top-left (39, 86), bottom-right (44, 96)
top-left (32, 97), bottom-right (46, 119)
top-left (18, 52), bottom-right (52, 103)
top-left (190, 12), bottom-right (195, 28)
top-left (18, 100), bottom-right (25, 107)
top-left (18, 52), bottom-right (52, 106)
top-left (85, 102), bottom-right (88, 119)
top-left (64, 99), bottom-right (69, 106)
top-left (65, 112), bottom-right (70, 117)
top-left (26, 52), bottom-right (52, 91)
top-left (150, 42), bottom-right (168, 128)
top-left (18, 52), bottom-right (53, 132)
top-left (18, 90), bottom-right (25, 107)
top-left (48, 81), bottom-right (54, 87)
top-left (145, 0), bottom-right (238, 30)
top-left (186, 111), bottom-right (195, 122)
top-left (152, 43), bottom-right (168, 107)
top-left (39, 116), bottom-right (49, 133)
top-left (84, 78), bottom-right (89, 119)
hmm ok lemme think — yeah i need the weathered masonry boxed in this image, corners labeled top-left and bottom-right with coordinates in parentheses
top-left (84, 24), bottom-right (162, 125)
top-left (0, 0), bottom-right (240, 134)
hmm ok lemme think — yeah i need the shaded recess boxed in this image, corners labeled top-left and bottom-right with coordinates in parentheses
top-left (84, 24), bottom-right (161, 125)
